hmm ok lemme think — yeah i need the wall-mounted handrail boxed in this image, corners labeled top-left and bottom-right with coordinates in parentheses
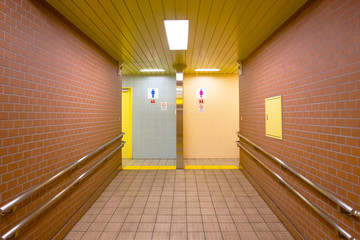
top-left (1, 141), bottom-right (125, 240)
top-left (0, 133), bottom-right (124, 217)
top-left (237, 132), bottom-right (360, 219)
top-left (237, 142), bottom-right (357, 240)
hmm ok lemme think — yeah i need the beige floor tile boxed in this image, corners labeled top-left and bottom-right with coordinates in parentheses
top-left (172, 207), bottom-right (186, 215)
top-left (187, 215), bottom-right (202, 223)
top-left (247, 214), bottom-right (265, 223)
top-left (81, 232), bottom-right (102, 240)
top-left (87, 222), bottom-right (107, 232)
top-left (267, 222), bottom-right (288, 232)
top-left (170, 231), bottom-right (187, 240)
top-left (94, 214), bottom-right (112, 223)
top-left (141, 214), bottom-right (157, 223)
top-left (121, 222), bottom-right (139, 232)
top-left (134, 231), bottom-right (153, 240)
top-left (104, 222), bottom-right (123, 232)
top-left (202, 215), bottom-right (218, 223)
top-left (256, 231), bottom-right (277, 240)
top-left (217, 215), bottom-right (233, 223)
top-left (187, 222), bottom-right (204, 232)
top-left (219, 222), bottom-right (237, 232)
top-left (235, 222), bottom-right (254, 232)
top-left (125, 214), bottom-right (142, 223)
top-left (238, 231), bottom-right (259, 239)
top-left (221, 231), bottom-right (240, 239)
top-left (64, 232), bottom-right (84, 240)
top-left (188, 231), bottom-right (205, 240)
top-left (137, 222), bottom-right (155, 232)
top-left (204, 231), bottom-right (223, 240)
top-left (203, 222), bottom-right (221, 232)
top-left (171, 215), bottom-right (186, 223)
top-left (71, 222), bottom-right (90, 232)
top-left (152, 231), bottom-right (170, 240)
top-left (252, 222), bottom-right (271, 232)
top-left (99, 231), bottom-right (118, 240)
top-left (154, 222), bottom-right (171, 232)
top-left (116, 231), bottom-right (136, 240)
top-left (273, 231), bottom-right (295, 240)
top-left (171, 223), bottom-right (187, 232)
top-left (156, 214), bottom-right (172, 223)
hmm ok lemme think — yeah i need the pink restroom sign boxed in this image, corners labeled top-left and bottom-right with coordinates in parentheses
top-left (196, 88), bottom-right (207, 99)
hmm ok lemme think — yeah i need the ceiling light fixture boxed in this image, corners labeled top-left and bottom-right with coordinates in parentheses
top-left (194, 68), bottom-right (221, 72)
top-left (140, 69), bottom-right (165, 72)
top-left (176, 72), bottom-right (183, 81)
top-left (164, 20), bottom-right (189, 50)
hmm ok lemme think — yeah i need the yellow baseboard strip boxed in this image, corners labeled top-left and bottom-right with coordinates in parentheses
top-left (159, 166), bottom-right (177, 170)
top-left (185, 165), bottom-right (239, 170)
top-left (122, 165), bottom-right (240, 170)
top-left (123, 166), bottom-right (176, 170)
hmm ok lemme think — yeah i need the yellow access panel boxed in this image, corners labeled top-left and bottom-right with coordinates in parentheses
top-left (265, 95), bottom-right (283, 140)
top-left (122, 88), bottom-right (132, 158)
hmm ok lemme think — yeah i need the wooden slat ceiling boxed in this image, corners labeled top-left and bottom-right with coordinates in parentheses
top-left (45, 0), bottom-right (308, 75)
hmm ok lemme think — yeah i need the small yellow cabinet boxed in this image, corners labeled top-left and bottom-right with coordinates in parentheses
top-left (265, 95), bottom-right (283, 140)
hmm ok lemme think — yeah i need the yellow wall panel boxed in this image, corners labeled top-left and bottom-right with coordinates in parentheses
top-left (265, 95), bottom-right (283, 140)
top-left (183, 74), bottom-right (239, 158)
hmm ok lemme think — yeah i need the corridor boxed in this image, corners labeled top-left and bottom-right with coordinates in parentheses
top-left (0, 0), bottom-right (359, 240)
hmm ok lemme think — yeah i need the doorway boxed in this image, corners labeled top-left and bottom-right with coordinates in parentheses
top-left (122, 88), bottom-right (132, 159)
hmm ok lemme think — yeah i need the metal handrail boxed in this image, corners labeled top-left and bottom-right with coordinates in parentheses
top-left (1, 141), bottom-right (125, 240)
top-left (237, 142), bottom-right (357, 240)
top-left (0, 133), bottom-right (124, 217)
top-left (237, 132), bottom-right (360, 218)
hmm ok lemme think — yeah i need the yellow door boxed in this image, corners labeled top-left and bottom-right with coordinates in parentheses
top-left (122, 88), bottom-right (132, 158)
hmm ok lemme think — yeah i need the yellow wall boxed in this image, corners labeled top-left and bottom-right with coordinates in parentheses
top-left (183, 74), bottom-right (239, 159)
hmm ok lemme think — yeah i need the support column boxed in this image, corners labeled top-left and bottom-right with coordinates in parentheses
top-left (174, 64), bottom-right (186, 169)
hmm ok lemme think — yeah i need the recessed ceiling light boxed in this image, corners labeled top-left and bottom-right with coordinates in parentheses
top-left (176, 72), bottom-right (183, 81)
top-left (194, 68), bottom-right (221, 72)
top-left (164, 20), bottom-right (189, 50)
top-left (140, 69), bottom-right (165, 72)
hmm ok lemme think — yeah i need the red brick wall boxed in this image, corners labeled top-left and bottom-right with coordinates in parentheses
top-left (239, 0), bottom-right (359, 239)
top-left (0, 0), bottom-right (122, 239)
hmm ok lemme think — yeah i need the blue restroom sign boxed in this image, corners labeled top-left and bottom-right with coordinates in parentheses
top-left (148, 88), bottom-right (159, 99)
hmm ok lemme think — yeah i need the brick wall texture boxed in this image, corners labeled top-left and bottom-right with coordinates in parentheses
top-left (0, 0), bottom-right (122, 239)
top-left (239, 0), bottom-right (359, 239)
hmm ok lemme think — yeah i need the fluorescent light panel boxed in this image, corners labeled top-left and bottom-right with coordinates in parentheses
top-left (194, 68), bottom-right (221, 72)
top-left (164, 20), bottom-right (189, 50)
top-left (176, 72), bottom-right (183, 81)
top-left (140, 69), bottom-right (165, 72)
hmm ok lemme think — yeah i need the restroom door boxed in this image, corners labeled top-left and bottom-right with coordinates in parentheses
top-left (122, 88), bottom-right (132, 158)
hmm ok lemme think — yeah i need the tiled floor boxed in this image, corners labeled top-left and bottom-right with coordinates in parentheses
top-left (123, 159), bottom-right (239, 167)
top-left (65, 168), bottom-right (294, 240)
